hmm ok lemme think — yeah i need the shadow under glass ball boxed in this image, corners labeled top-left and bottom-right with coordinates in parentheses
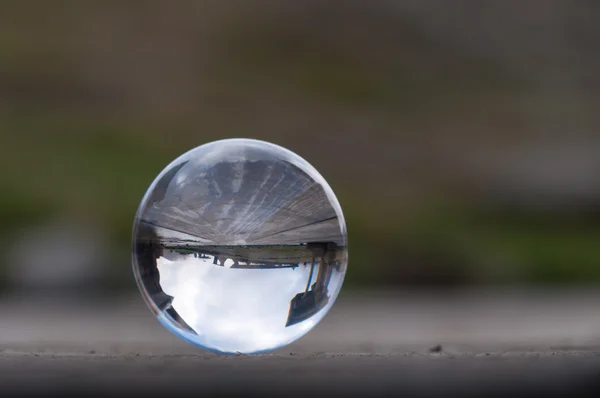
top-left (132, 138), bottom-right (348, 354)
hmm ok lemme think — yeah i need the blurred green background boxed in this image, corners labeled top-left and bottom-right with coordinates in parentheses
top-left (1, 0), bottom-right (599, 294)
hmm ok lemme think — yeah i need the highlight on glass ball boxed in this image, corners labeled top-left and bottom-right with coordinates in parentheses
top-left (132, 138), bottom-right (348, 354)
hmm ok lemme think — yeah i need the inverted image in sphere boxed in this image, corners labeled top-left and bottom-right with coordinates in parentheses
top-left (132, 138), bottom-right (348, 354)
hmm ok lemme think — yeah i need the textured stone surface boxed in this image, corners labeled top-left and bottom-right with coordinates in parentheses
top-left (1, 289), bottom-right (599, 396)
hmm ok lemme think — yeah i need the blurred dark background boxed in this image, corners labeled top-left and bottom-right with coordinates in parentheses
top-left (1, 0), bottom-right (600, 296)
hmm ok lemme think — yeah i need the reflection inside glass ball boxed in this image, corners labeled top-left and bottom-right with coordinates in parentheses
top-left (132, 138), bottom-right (348, 354)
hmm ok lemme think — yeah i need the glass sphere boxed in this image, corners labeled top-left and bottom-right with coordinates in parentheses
top-left (132, 138), bottom-right (348, 354)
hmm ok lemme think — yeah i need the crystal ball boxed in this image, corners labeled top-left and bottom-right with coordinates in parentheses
top-left (132, 138), bottom-right (348, 354)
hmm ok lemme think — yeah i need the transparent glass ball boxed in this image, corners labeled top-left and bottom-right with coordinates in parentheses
top-left (132, 138), bottom-right (348, 354)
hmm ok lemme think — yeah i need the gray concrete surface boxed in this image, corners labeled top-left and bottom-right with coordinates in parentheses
top-left (1, 289), bottom-right (599, 396)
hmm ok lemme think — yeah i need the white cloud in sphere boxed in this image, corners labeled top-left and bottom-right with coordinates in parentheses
top-left (157, 255), bottom-right (318, 353)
